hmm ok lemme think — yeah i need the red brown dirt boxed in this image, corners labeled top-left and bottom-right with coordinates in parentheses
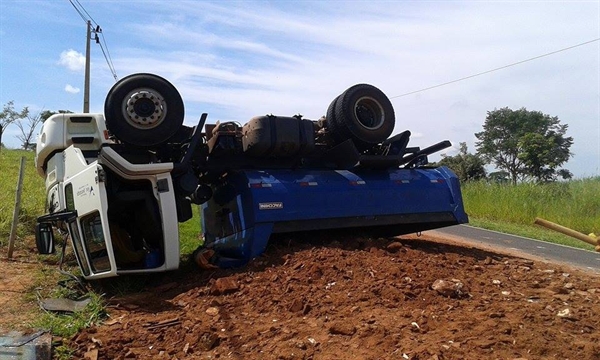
top-left (70, 232), bottom-right (600, 360)
top-left (0, 244), bottom-right (43, 332)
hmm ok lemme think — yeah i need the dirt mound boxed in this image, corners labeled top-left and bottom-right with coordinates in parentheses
top-left (71, 234), bottom-right (600, 359)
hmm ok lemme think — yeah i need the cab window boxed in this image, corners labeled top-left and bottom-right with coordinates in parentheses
top-left (80, 211), bottom-right (110, 273)
top-left (65, 183), bottom-right (75, 211)
top-left (69, 220), bottom-right (91, 276)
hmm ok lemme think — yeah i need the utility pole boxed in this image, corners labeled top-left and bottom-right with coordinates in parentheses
top-left (84, 20), bottom-right (91, 113)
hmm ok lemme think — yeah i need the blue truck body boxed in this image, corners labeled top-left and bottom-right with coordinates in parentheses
top-left (202, 166), bottom-right (468, 266)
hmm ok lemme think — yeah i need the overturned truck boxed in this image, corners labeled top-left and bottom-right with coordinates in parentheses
top-left (35, 74), bottom-right (468, 279)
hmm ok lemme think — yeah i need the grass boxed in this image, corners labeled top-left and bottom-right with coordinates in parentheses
top-left (467, 218), bottom-right (595, 250)
top-left (462, 178), bottom-right (600, 251)
top-left (0, 149), bottom-right (45, 245)
top-left (30, 291), bottom-right (106, 338)
top-left (179, 205), bottom-right (203, 256)
top-left (30, 284), bottom-right (106, 360)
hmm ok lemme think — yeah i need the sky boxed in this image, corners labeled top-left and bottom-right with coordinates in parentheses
top-left (0, 0), bottom-right (599, 178)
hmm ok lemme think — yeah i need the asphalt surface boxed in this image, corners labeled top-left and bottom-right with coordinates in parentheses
top-left (430, 225), bottom-right (600, 274)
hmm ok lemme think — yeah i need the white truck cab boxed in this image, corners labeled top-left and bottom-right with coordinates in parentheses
top-left (36, 113), bottom-right (180, 279)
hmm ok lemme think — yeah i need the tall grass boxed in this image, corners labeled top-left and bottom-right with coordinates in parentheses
top-left (462, 178), bottom-right (600, 249)
top-left (0, 149), bottom-right (45, 244)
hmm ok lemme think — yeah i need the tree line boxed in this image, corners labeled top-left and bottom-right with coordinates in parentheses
top-left (436, 107), bottom-right (573, 184)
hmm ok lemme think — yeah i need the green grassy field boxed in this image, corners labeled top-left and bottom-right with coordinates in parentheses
top-left (0, 149), bottom-right (45, 244)
top-left (462, 179), bottom-right (600, 250)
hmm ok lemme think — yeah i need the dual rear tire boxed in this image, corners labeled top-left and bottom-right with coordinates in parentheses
top-left (327, 84), bottom-right (395, 150)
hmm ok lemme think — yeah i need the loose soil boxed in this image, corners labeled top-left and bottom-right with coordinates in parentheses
top-left (67, 232), bottom-right (600, 360)
top-left (0, 246), bottom-right (43, 332)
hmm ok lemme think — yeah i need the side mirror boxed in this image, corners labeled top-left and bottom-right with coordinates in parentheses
top-left (35, 223), bottom-right (55, 254)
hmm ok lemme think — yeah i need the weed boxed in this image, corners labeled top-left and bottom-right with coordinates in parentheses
top-left (30, 291), bottom-right (107, 338)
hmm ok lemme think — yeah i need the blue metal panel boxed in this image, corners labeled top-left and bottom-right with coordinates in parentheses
top-left (244, 168), bottom-right (461, 221)
top-left (201, 166), bottom-right (467, 267)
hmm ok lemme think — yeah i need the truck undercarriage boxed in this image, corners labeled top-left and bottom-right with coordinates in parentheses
top-left (35, 74), bottom-right (467, 279)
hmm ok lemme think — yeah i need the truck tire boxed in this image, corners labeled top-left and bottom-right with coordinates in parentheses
top-left (104, 73), bottom-right (184, 147)
top-left (330, 84), bottom-right (395, 149)
top-left (325, 94), bottom-right (348, 144)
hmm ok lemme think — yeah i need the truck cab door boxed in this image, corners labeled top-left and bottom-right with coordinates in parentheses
top-left (64, 163), bottom-right (118, 279)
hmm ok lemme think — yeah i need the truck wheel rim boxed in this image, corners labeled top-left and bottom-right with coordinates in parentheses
top-left (122, 88), bottom-right (167, 129)
top-left (354, 96), bottom-right (384, 130)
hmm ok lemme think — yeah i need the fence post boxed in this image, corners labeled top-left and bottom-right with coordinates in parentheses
top-left (7, 156), bottom-right (26, 259)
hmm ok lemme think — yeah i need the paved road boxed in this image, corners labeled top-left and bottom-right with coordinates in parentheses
top-left (430, 225), bottom-right (600, 274)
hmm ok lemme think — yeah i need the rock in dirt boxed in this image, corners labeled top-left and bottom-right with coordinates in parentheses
top-left (197, 332), bottom-right (219, 351)
top-left (386, 242), bottom-right (404, 252)
top-left (84, 349), bottom-right (98, 360)
top-left (205, 307), bottom-right (219, 316)
top-left (288, 298), bottom-right (304, 313)
top-left (431, 279), bottom-right (468, 298)
top-left (329, 322), bottom-right (356, 336)
top-left (556, 308), bottom-right (578, 320)
top-left (210, 277), bottom-right (239, 295)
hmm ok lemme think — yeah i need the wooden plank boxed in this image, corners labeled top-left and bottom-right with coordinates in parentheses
top-left (7, 156), bottom-right (26, 259)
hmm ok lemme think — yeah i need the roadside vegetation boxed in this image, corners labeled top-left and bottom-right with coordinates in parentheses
top-left (434, 106), bottom-right (596, 249)
top-left (0, 149), bottom-right (44, 242)
top-left (462, 179), bottom-right (599, 250)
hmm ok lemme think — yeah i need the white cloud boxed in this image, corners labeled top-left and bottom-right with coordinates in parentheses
top-left (58, 49), bottom-right (85, 72)
top-left (64, 84), bottom-right (80, 94)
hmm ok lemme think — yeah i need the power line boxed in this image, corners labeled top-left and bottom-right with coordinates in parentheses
top-left (68, 0), bottom-right (88, 24)
top-left (89, 22), bottom-right (118, 81)
top-left (390, 38), bottom-right (600, 99)
top-left (97, 31), bottom-right (118, 81)
top-left (67, 0), bottom-right (118, 81)
top-left (74, 0), bottom-right (98, 27)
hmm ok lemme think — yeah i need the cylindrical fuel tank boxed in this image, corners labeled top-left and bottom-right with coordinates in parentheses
top-left (242, 115), bottom-right (315, 157)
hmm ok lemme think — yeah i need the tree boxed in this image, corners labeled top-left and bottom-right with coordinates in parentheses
top-left (436, 142), bottom-right (486, 182)
top-left (475, 107), bottom-right (573, 184)
top-left (16, 110), bottom-right (52, 150)
top-left (0, 101), bottom-right (29, 152)
top-left (15, 109), bottom-right (73, 150)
